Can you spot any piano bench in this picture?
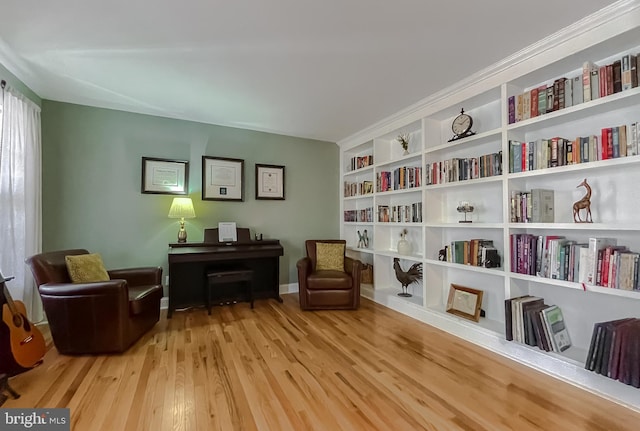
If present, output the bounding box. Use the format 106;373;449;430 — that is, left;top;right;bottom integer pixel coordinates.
205;268;254;314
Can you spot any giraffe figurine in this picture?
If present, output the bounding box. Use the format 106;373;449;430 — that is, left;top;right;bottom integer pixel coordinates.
573;178;593;223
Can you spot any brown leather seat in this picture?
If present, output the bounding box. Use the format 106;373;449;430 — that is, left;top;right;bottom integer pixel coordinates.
297;240;361;310
25;249;163;354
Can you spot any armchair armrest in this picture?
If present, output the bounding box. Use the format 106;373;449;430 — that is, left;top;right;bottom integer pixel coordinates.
108;266;162;286
38;280;128;297
296;257;312;278
344;256;362;276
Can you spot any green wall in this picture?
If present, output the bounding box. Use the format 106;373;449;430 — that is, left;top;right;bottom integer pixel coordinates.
41;101;339;293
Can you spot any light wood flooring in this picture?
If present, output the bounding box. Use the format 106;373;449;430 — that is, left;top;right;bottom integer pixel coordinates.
4;294;640;430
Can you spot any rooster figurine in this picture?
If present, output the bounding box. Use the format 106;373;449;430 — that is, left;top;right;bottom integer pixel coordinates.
393;258;422;297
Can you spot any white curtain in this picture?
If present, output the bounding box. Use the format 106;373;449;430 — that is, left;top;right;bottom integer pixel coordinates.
0;85;43;322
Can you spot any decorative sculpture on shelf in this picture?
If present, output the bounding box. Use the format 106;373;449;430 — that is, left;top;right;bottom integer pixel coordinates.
573;178;593;223
397;133;410;155
456;201;474;223
393;258;422;298
357;230;370;248
397;229;412;255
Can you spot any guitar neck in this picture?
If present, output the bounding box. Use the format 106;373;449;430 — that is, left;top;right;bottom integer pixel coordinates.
1;280;19;316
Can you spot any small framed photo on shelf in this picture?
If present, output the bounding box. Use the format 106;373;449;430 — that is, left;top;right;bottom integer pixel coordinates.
255;164;285;200
446;284;484;322
141;157;189;195
202;156;244;201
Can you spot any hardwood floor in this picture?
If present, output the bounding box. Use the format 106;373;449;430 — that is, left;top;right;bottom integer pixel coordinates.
5;294;640;430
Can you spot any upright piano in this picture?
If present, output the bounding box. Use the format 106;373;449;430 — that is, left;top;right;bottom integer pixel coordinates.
167;227;284;318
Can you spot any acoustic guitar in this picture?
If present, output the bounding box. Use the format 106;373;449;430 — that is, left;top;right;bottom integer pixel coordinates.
0;273;45;373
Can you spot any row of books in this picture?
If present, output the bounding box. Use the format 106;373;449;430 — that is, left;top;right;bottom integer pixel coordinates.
344;180;373;197
508;53;639;124
377;203;422;223
510;189;554;223
348;154;373;172
376;166;422;192
440;239;500;268
343;207;374;223
424;152;502;185
508;124;638;174
586;318;640;388
510;235;640;291
505;296;571;353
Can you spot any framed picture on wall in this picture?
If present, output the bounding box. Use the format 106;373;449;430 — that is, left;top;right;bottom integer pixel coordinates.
141;157;189;195
202;156;244;201
255;164;285;200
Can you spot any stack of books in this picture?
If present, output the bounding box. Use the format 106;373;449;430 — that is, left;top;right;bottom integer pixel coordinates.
586;318;640;388
505;296;571;353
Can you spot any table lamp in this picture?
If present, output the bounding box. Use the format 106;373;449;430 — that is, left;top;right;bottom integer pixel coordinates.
168;197;196;243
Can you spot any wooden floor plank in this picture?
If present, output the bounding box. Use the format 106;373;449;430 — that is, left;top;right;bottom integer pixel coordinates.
4;294;640;430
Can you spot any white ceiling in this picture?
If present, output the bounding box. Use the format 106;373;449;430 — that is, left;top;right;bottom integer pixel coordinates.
0;0;621;142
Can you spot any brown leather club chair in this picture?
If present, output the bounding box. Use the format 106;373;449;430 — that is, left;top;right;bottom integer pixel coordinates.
25;249;163;354
297;240;362;310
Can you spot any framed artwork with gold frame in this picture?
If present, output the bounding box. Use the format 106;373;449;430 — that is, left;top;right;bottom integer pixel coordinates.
446;284;483;322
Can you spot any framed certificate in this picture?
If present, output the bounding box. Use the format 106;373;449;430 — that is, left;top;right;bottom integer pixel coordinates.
202;156;244;201
255;164;285;200
141;157;189;195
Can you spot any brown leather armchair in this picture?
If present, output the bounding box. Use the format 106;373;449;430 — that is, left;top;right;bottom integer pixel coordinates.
297;240;362;310
25;249;163;354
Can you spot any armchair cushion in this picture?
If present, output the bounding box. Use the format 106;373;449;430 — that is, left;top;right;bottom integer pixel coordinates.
65;253;110;283
307;271;352;290
315;242;345;271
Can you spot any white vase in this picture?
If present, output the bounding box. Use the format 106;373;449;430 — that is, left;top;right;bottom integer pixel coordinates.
397;238;412;255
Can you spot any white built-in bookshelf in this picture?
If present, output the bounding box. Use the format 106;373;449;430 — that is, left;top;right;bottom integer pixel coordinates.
339;0;640;411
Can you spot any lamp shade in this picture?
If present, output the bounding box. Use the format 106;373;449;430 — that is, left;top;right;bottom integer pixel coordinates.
168;197;196;219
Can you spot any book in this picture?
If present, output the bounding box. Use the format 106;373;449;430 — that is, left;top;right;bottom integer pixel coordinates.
587;237;617;285
522;90;531;120
515;297;543;343
599;318;635;376
532;305;552;351
537;85;547;115
505;295;531;341
612;126;620;158
590;69;600;101
583;61;596;102
522;300;545;346
605;319;637;378
621;54;638;91
572;75;583;104
564;77;573;108
606;63;614;95
616;320;640;386
530;189;554;223
541;305;571;352
612;60;622;93
530;87;539;117
586;321;606;371
508;95;515;124
516;94;523;122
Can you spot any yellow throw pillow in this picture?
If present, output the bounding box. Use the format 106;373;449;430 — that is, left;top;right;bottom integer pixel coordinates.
65;253;110;283
315;243;345;271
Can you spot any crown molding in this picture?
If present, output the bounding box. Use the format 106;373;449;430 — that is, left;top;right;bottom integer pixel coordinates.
338;0;640;147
